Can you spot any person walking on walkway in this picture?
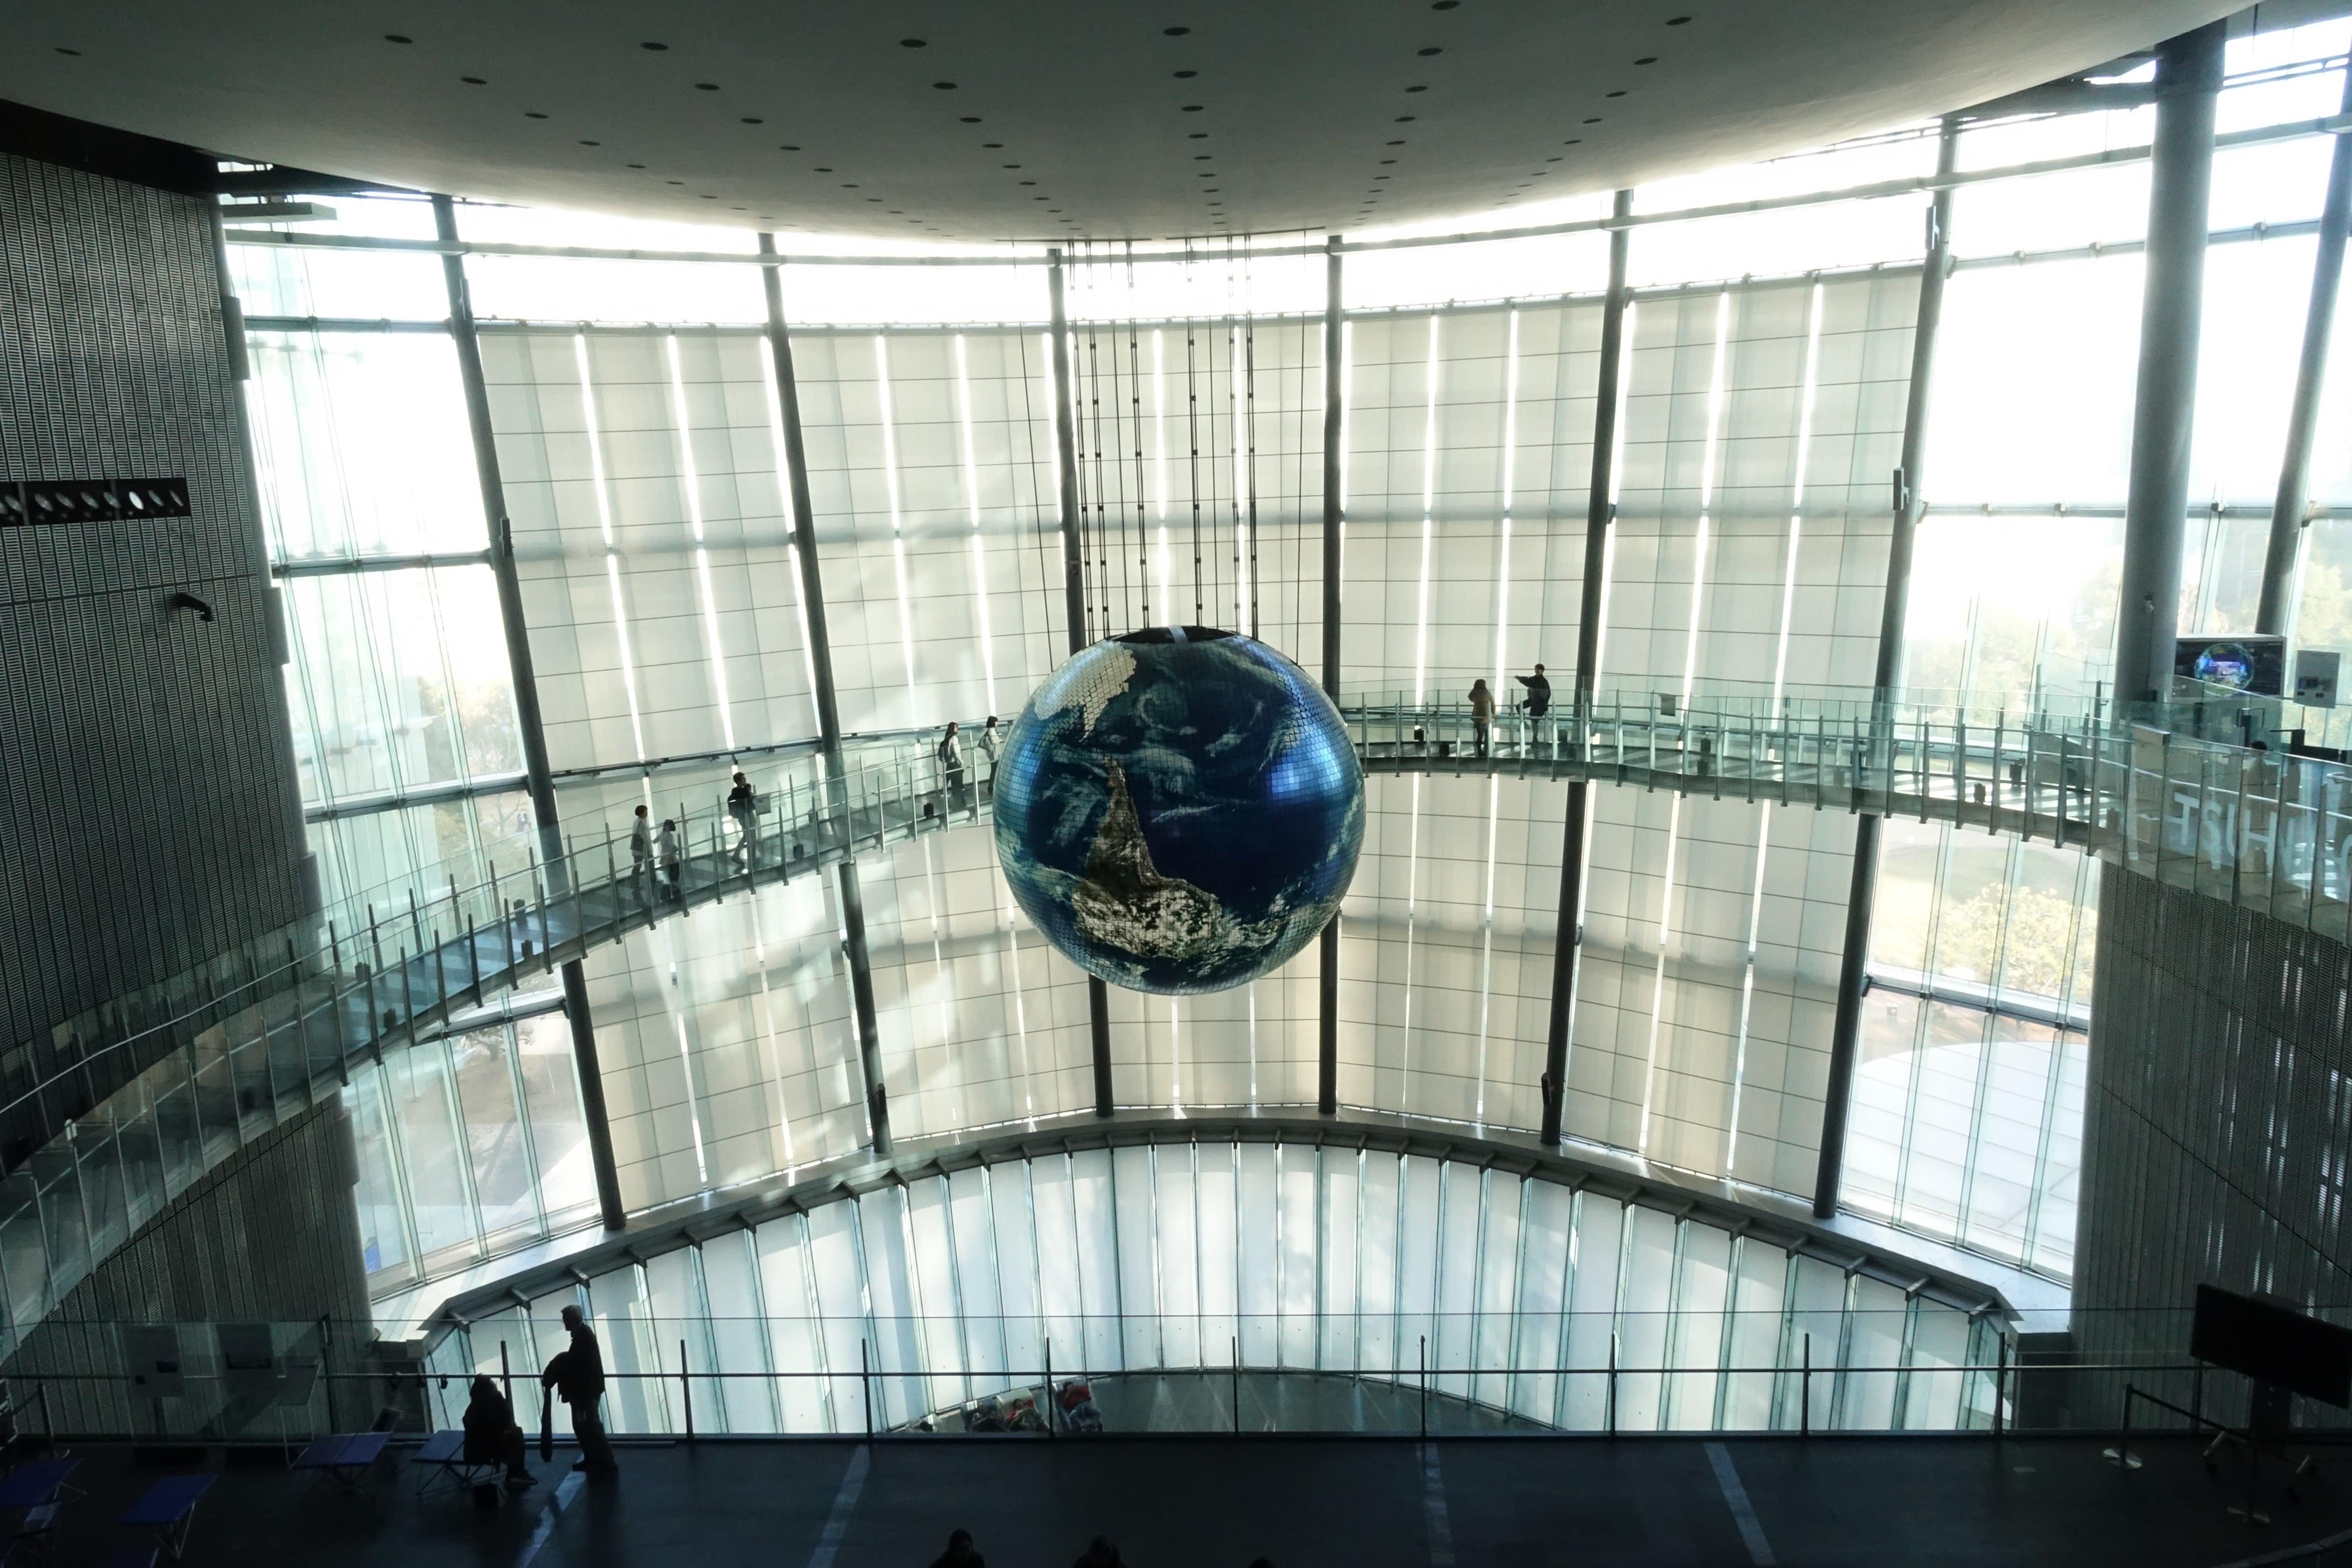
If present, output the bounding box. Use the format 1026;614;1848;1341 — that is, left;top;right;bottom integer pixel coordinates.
657;818;682;900
977;715;1003;801
629;804;653;898
939;722;966;815
931;1528;986;1568
1517;662;1553;755
727;771;757;867
540;1304;619;1482
1469;679;1495;759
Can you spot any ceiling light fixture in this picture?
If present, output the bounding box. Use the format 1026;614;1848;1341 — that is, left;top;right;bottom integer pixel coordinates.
1417;46;1442;56
900;37;926;47
960;116;982;123
1406;84;1428;93
933;81;957;89
779;143;801;150
640;40;667;50
1163;26;1191;36
741;116;763;123
460;75;486;84
1174;69;1197;78
524;111;548;119
1666;13;1691;23
695;82;719;90
1635;55;1657;64
54;45;81;54
383;33;412;44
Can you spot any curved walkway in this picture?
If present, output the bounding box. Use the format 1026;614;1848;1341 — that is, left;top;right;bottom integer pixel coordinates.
1;693;2335;1348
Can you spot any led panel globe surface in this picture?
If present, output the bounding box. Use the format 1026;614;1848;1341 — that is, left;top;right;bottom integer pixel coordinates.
993;628;1363;995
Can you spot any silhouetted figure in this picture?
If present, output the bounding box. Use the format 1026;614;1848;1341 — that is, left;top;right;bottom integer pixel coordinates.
540;1304;619;1480
462;1375;531;1488
1517;663;1550;718
931;1528;986;1568
727;771;756;865
1469;679;1495;758
1073;1538;1126;1568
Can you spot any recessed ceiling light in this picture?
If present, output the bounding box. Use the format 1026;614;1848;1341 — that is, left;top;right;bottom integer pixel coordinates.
1379;159;1395;165
1188;132;1208;139
1048;208;1062;212
524;111;548;119
779;143;801;150
900;37;926;47
1004;163;1021;168
983;141;1003;147
640;41;667;51
1020;180;1037;185
1164;25;1191;36
933;81;957;89
814;166;833;171
741;116;764;124
579;139;600;146
1375;174;1390;180
1034;195;1048;201
1431;0;1458;8
1198;171;1214;177
1174;69;1197;78
960;116;982;123
460;75;486;84
1583;116;1602;124
1406;84;1428;93
54;45;81;54
1606;90;1625;98
867;197;883;201
1417;46;1442;56
627;162;644;168
1635;55;1658;64
1666;13;1691;23
1395;115;1415;122
842;183;859;188
696;82;719;90
1563;138;1581;145
1183;104;1204;111
1545;156;1561;161
667;179;684;184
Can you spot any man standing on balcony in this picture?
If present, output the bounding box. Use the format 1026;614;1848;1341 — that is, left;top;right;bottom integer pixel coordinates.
542;1304;619;1482
1517;663;1552;755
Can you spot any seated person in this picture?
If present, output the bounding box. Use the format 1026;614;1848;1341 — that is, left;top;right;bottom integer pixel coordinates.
463;1375;533;1488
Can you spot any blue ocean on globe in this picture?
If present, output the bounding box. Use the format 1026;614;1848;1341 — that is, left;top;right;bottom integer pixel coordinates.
992;627;1365;995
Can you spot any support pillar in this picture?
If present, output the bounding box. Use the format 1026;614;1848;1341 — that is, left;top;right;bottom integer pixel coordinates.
1048;250;1118;1116
2258;68;2352;636
2114;22;2227;704
1814;119;1959;1218
1540;192;1631;1148
761;234;891;1154
1319;235;1344;1117
436;196;626;1229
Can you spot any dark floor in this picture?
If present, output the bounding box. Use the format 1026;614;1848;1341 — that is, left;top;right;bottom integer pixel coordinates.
18;1432;2352;1568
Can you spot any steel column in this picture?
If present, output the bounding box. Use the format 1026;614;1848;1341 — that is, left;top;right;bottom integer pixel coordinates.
1814;119;1959;1218
1541;191;1631;1148
2258;69;2352;635
435;195;626;1230
2114;22;2227;703
1319;235;1345;1117
761;234;891;1154
1049;250;1118;1116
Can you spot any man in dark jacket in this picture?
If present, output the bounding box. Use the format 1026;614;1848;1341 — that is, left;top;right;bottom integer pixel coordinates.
541;1304;619;1480
1517;663;1551;718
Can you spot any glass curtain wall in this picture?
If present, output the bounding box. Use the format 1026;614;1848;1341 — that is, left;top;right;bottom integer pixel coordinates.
1836;17;2352;1277
205;12;2352;1303
425;1140;2001;1435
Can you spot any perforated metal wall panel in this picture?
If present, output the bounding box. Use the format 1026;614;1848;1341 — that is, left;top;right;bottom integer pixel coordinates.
0;153;309;1102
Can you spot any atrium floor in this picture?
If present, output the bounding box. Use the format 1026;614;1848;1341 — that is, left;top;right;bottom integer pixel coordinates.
19;1431;2351;1567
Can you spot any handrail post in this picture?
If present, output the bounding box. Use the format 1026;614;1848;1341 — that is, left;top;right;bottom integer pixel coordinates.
1236;1335;1243;1435
1419;1334;1428;1442
861;1337;872;1442
1801;1333;1811;1438
1993;1337;2007;1437
500;1340;513;1413
681;1337;693;1439
1607;1332;1618;1435
2103;1384;2141;1469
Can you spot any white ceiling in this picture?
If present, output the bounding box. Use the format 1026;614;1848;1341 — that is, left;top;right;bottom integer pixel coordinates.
1;0;2241;241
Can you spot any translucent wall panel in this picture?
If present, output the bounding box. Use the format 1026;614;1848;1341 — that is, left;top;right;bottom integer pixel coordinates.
584;874;868;1212
344;1007;597;1293
1339;302;1602;698
431;1141;1995;1434
483;328;819;772
245;330;486;559
1562;274;1911;1200
795;328;1068;734
858;825;1094;1140
305;789;534;922
1336;773;1566;1133
1107;940;1320;1113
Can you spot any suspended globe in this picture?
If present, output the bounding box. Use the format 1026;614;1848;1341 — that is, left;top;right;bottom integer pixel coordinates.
993;627;1365;995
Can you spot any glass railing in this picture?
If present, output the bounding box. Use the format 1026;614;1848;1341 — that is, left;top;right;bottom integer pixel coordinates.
19;686;2352;1371
0;1311;2325;1444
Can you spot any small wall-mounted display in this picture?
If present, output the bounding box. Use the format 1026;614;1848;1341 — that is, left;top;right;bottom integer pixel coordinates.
2295;648;2341;709
0;478;191;526
2173;633;2286;698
